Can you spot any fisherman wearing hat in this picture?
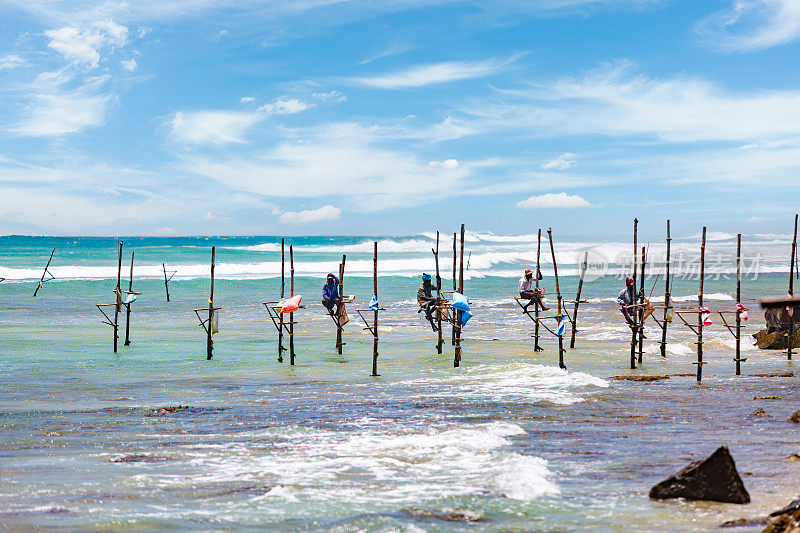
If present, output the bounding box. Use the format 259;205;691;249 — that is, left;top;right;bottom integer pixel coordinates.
519;268;548;312
618;277;637;324
322;272;341;317
417;273;440;331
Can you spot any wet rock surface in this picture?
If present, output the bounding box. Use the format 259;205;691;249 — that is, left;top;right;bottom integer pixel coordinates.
649;446;750;504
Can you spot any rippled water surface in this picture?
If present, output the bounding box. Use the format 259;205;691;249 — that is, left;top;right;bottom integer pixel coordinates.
1;235;799;531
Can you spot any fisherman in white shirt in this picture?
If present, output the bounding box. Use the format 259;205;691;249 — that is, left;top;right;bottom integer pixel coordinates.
518;268;549;312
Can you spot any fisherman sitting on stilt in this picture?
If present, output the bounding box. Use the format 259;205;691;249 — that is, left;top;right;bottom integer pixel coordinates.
519;268;549;312
417;273;441;332
322;273;341;317
618;277;654;331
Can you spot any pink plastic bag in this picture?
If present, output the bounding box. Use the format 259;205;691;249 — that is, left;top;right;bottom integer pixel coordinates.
280;295;302;313
700;306;713;326
736;303;749;321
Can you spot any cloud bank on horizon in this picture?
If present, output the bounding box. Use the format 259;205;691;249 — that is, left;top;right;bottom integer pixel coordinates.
0;0;799;238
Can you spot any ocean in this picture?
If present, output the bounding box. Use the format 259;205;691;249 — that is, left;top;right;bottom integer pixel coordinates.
1;232;798;531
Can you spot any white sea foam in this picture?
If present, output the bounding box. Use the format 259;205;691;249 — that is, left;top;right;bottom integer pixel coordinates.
149;421;557;510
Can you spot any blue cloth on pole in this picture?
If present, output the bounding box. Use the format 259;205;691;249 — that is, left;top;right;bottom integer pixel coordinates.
451;292;470;312
368;295;379;310
556;316;567;336
461;309;473;325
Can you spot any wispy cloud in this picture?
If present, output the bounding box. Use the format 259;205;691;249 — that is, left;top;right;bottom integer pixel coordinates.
0;54;27;70
278;205;341;224
45;20;128;69
696;0;800;51
540;153;577;170
169;98;311;145
516;192;593;209
348;56;521;89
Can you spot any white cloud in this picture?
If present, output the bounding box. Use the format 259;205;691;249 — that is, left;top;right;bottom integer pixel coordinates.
45;20;128;68
258;98;311;114
170;98;311;145
348;56;519;89
240;96;255;103
312;90;346;103
120;58;137;71
428;158;460;169
516;192;592;209
278;205;341;224
181;123;468;210
540;153;577;170
0;54;27;70
170;110;262;145
14;90;113;137
696;0;800;51
467;62;800;143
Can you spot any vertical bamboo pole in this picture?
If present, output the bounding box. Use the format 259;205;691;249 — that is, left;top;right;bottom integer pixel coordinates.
162;263;170;302
534;229;543;352
336;254;346;354
207;246;215;360
452;232;457;346
630;219;638;369
278;238;285;363
33;248;55;297
433;232;443;354
697;227;706;381
638;246;646;364
788;214;797;360
454;224;465;367
124;251;134;346
289;244;295;366
735;233;742;375
372;241;379;376
570;251;588;349
547;228;565;369
660;220;671;358
113;241;123;354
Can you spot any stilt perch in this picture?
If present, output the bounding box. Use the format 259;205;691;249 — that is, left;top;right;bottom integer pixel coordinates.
263;239;302;363
332;254;352;354
454;224;465;368
94;241;124;354
33;248;56;297
534;229;543;352
548;228;567;370
637;246;646;365
123;251;141;347
717;234;747;375
432;232;445;354
788;214;798;360
630;218;638;369
660;220;672;357
289;245;296;365
162;263;176;302
697;227;706;381
357;242;384;376
569;250;589;349
193;246;221;360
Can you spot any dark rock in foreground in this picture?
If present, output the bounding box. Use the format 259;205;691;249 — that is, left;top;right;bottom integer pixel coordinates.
649;446;750;504
753;308;800;349
788;411;800;423
720;517;768;528
770;498;800;517
764;508;800;533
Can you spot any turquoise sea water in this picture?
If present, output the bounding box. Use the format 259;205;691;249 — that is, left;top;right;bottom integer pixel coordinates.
1;233;799;531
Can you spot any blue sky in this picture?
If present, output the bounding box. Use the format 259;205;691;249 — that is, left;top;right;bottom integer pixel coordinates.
1;0;799;239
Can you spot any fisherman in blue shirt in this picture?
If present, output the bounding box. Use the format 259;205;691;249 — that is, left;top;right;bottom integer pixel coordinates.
322;273;341;316
417;273;441;332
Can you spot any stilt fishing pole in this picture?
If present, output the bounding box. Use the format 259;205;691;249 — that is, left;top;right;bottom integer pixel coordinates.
33;248;56;297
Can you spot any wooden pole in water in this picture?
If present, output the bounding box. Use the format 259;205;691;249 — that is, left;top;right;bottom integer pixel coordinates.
452;232;457;346
534;229;543;352
630;219;638;369
113;241;123;354
372;241;379;376
336;254;346;354
278;239;285;363
735;233;742;375
454;224;465;367
207;246;215;360
547;228;566;369
660;220;671;358
124;251;134;346
33;247;55;297
788;214;798;360
289;244;295;366
570;251;588;349
638;246;646;364
697;227;706;381
433;232;443;354
162;263;170;302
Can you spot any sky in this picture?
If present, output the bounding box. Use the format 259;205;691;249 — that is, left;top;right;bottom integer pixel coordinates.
0;0;799;239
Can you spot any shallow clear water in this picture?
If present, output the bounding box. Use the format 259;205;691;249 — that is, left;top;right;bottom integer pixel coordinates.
1;235;798;531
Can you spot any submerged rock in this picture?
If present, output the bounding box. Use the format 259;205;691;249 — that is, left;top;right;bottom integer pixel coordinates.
720;517;768;528
789;411;800;423
770;498;800;517
649;446;750;504
749;408;770;419
753;308;800;350
764;506;800;533
404;508;484;523
609;375;669;382
786;454;800;462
